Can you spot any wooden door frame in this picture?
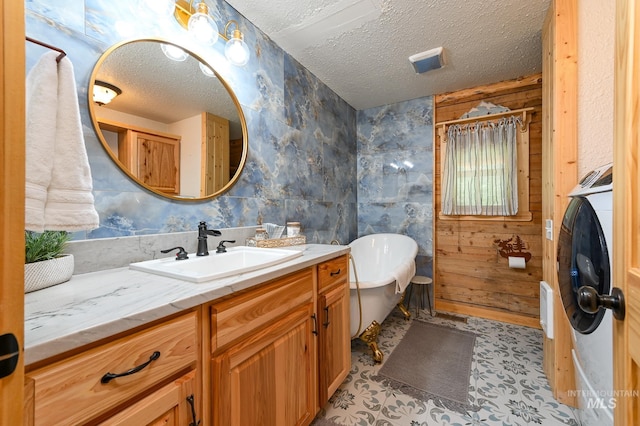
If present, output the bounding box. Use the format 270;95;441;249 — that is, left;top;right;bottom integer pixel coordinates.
540;0;579;406
0;0;25;422
613;0;640;423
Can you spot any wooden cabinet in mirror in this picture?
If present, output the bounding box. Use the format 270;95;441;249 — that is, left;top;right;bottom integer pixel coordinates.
88;38;247;201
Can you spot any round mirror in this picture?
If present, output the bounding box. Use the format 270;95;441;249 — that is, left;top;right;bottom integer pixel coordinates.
88;39;247;201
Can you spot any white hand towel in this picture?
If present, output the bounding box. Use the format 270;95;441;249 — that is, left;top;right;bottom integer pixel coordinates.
43;55;99;231
393;259;416;294
25;51;59;232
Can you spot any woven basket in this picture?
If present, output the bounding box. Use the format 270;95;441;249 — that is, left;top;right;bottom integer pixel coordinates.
24;254;74;293
246;235;306;248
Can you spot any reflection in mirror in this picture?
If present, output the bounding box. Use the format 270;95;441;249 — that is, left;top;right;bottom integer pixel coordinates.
88;39;247;200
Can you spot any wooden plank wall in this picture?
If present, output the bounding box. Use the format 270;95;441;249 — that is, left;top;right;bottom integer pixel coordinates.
433;74;543;328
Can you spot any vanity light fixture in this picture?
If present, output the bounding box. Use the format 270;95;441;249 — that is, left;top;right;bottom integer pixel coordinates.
173;0;251;66
93;81;122;106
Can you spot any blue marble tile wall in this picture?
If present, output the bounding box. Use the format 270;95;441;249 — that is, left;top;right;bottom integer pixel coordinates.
357;98;434;276
24;0;357;244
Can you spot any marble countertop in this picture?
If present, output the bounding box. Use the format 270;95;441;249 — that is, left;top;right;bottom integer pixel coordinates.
24;244;350;366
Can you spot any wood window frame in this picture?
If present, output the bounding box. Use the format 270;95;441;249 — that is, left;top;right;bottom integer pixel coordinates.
436;107;533;222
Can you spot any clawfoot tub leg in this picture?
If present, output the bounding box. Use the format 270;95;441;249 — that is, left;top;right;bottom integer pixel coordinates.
359;320;384;363
397;291;412;320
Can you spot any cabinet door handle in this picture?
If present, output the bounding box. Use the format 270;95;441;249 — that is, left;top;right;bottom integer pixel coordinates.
323;306;330;328
100;351;161;384
0;333;19;379
187;394;201;426
311;314;318;335
330;269;341;277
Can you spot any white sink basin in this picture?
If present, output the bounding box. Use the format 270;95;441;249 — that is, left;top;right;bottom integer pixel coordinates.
129;246;303;283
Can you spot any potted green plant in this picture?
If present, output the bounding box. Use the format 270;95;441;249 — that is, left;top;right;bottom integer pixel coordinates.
24;230;74;293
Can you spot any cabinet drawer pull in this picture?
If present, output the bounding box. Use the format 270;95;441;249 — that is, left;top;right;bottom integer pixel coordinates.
330;269;341;277
323;306;330;328
187;394;201;426
311;314;318;336
100;351;161;384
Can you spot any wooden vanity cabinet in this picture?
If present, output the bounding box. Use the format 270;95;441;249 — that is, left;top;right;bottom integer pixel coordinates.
97;370;198;426
209;268;318;426
24;311;200;426
207;256;351;425
317;255;351;405
23;253;351;426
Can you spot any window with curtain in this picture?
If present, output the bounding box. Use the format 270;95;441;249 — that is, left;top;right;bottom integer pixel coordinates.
441;116;521;216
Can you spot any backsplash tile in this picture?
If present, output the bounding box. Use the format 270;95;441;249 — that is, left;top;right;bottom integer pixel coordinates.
67;226;258;274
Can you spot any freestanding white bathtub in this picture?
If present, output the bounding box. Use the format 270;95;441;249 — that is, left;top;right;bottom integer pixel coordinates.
348;233;418;362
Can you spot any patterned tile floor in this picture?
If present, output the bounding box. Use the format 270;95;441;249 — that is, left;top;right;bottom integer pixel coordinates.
312;309;579;426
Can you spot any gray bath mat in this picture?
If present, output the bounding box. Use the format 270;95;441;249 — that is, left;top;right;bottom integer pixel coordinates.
372;320;478;414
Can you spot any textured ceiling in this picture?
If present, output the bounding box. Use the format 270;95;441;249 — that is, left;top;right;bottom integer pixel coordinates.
96;40;243;137
226;0;551;110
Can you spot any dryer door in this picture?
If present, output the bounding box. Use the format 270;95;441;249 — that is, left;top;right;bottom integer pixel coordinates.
557;196;611;334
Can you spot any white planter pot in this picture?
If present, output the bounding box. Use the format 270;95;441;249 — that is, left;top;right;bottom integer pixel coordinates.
24;254;74;293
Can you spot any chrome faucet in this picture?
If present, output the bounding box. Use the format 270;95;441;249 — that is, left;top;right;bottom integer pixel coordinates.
197;221;221;256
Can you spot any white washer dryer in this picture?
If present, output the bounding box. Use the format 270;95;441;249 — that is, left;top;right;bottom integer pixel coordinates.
557;163;614;426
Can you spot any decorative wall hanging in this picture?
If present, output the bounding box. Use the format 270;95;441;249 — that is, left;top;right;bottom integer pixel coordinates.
494;235;532;263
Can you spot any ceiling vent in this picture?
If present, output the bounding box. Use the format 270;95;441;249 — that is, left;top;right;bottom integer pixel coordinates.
409;47;444;74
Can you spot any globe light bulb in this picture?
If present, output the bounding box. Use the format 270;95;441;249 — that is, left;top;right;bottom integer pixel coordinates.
161;43;188;61
224;30;250;66
187;3;219;46
199;61;216;77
